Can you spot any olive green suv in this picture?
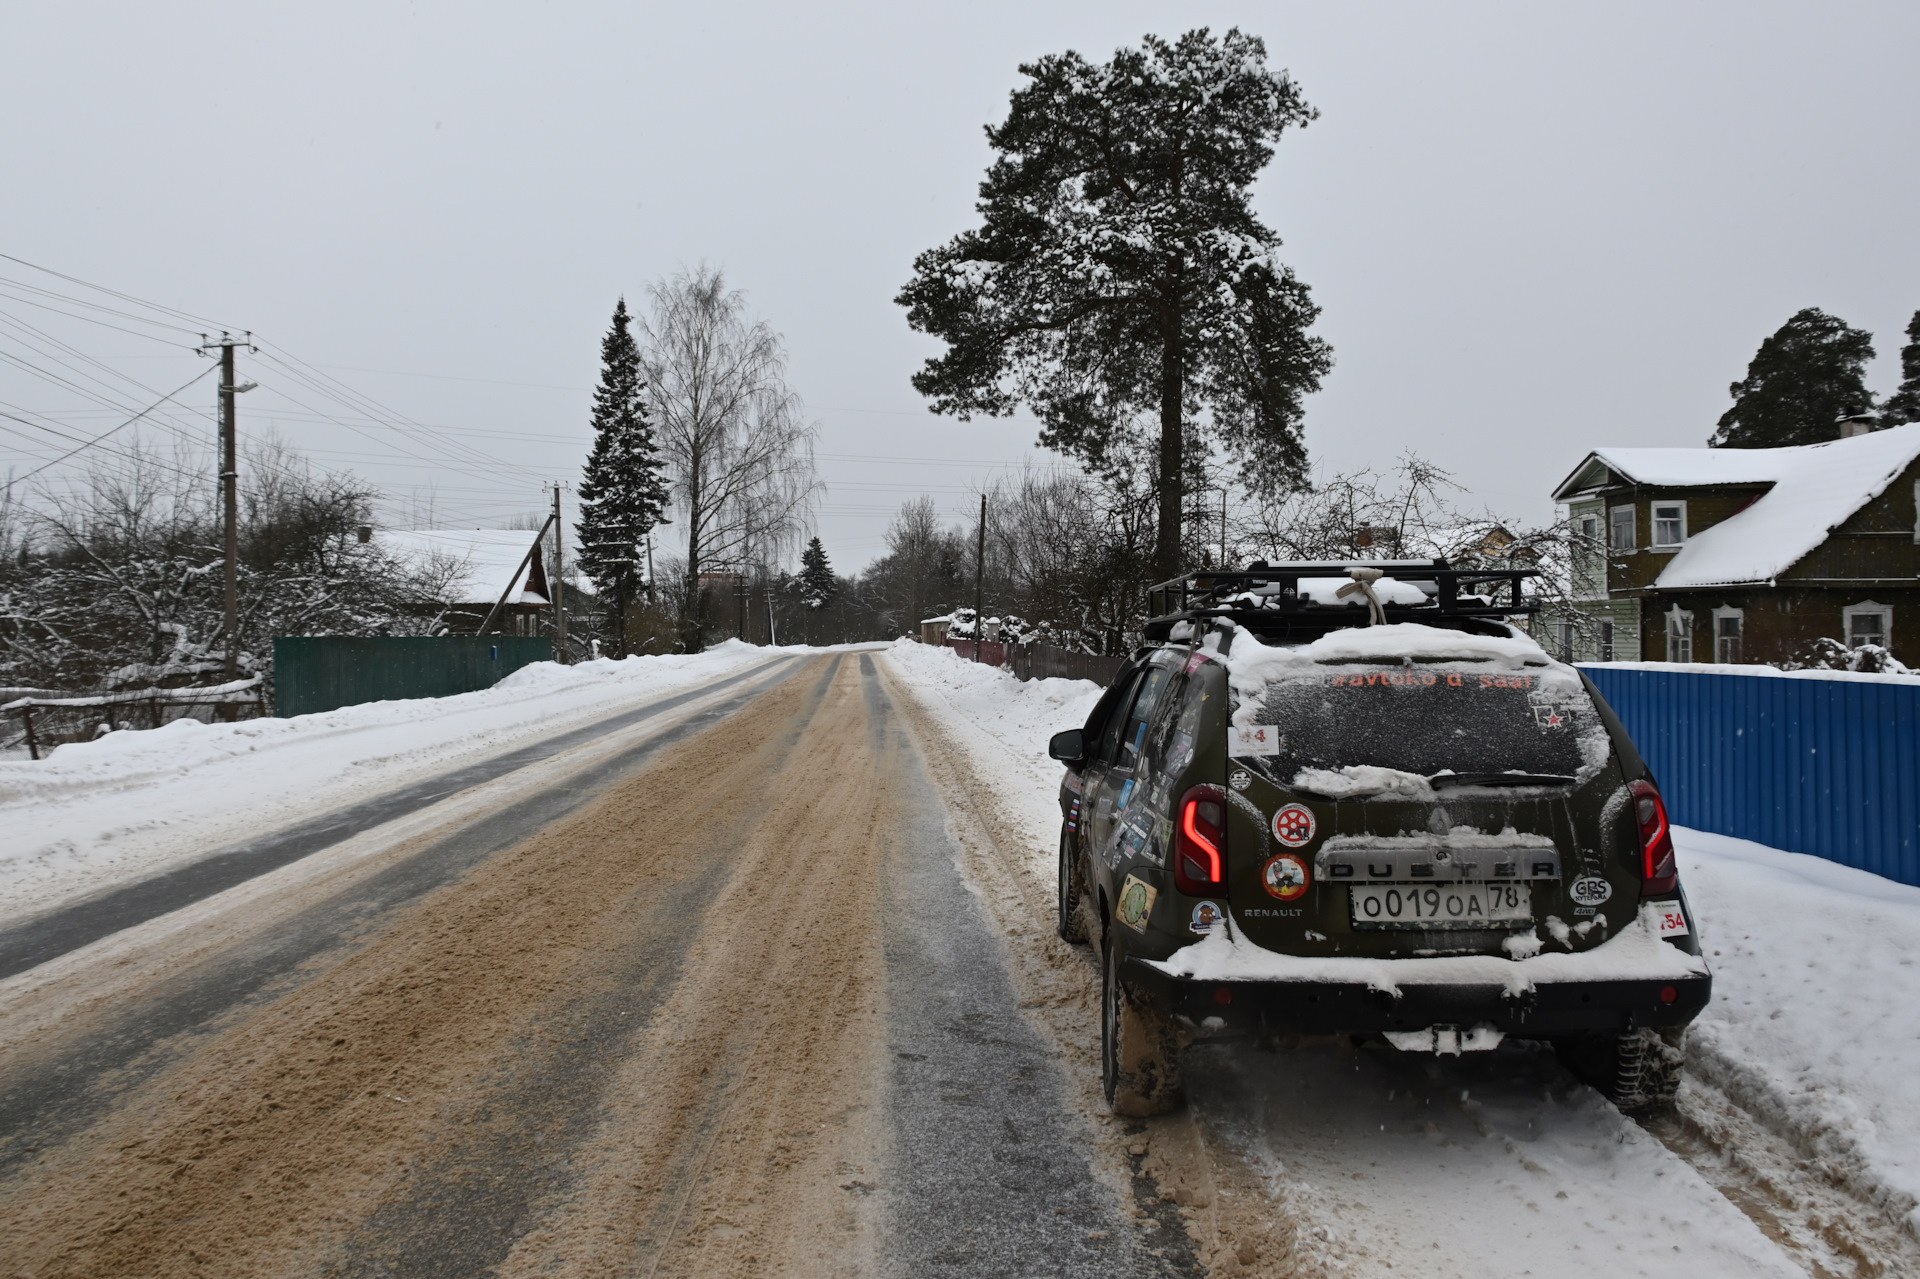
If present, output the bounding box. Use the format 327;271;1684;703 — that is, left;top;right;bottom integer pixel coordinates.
1049;563;1709;1116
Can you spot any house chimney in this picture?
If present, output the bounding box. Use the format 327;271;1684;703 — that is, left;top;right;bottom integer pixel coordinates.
356;524;373;543
1838;414;1877;439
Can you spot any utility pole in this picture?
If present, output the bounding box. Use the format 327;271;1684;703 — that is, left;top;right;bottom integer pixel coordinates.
973;492;987;664
550;484;570;663
197;332;256;686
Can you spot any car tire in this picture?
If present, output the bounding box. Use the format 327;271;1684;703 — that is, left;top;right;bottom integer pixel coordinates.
1553;1026;1686;1115
1057;828;1090;944
1101;925;1183;1116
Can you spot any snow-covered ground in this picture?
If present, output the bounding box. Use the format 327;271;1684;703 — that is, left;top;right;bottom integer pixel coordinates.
0;641;793;927
883;638;1920;1274
1678;828;1920;1234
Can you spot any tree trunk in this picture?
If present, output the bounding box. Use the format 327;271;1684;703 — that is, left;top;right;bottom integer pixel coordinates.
1155;301;1185;584
683;452;704;653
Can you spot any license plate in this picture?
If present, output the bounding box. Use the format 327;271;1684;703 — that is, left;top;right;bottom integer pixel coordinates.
1350;882;1531;929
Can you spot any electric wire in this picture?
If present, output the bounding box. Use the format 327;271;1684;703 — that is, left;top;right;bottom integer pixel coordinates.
4;367;216;483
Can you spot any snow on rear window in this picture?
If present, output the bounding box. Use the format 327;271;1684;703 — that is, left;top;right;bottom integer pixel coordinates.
1215;622;1611;785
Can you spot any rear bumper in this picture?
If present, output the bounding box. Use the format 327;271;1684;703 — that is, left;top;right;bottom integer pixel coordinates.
1126;957;1711;1038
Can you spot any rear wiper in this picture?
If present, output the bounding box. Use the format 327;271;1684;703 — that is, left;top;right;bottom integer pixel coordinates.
1428;772;1575;790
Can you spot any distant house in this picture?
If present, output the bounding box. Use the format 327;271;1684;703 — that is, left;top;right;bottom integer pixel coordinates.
1550;425;1920;666
377;528;556;635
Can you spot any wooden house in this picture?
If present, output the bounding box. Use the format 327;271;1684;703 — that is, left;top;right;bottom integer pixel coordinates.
1550;425;1920;666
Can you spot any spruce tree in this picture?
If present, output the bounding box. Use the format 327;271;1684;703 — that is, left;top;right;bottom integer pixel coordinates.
798;536;836;610
897;28;1332;579
1881;310;1920;427
1710;308;1877;447
577;298;671;653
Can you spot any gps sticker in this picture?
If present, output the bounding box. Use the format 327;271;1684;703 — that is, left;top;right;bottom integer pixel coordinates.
1570;875;1613;906
1261;854;1310;901
1271;803;1317;847
1117;875;1158;934
1190;900;1227;934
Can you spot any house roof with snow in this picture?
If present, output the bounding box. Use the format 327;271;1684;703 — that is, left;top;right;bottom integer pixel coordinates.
378;529;553;607
1551;425;1920;589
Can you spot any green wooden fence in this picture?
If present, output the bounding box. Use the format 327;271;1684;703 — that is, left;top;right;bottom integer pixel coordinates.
273;636;554;717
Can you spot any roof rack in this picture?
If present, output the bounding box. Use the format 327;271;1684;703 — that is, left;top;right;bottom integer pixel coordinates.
1143;559;1540;641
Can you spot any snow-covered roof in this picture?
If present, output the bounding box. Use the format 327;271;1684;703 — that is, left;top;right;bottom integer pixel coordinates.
1552;424;1920;589
378;529;552;606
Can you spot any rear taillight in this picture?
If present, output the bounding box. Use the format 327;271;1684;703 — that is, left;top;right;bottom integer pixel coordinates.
1174;785;1227;895
1630;778;1678;895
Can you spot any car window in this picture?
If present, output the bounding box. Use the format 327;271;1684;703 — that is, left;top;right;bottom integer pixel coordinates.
1095;671;1145;763
1117;668;1171;768
1240;660;1609;782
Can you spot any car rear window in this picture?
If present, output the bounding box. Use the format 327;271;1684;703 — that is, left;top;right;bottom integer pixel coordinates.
1238;661;1608;782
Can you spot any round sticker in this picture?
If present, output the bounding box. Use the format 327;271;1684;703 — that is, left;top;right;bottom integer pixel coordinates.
1569;875;1613;907
1262;854;1311;901
1190;900;1227;934
1271;803;1318;848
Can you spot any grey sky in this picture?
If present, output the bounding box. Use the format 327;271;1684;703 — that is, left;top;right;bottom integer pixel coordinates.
5;1;1917;567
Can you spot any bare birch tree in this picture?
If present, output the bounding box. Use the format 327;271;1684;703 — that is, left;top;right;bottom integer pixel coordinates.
637;267;820;650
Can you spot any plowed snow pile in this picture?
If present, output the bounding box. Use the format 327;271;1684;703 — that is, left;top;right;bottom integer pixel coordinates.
0;641;786;925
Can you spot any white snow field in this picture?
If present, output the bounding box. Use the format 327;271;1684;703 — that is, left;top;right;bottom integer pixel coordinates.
883;637;1920;1276
0;641;795;927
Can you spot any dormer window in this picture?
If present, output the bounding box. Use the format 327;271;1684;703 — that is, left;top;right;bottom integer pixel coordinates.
1651;501;1687;549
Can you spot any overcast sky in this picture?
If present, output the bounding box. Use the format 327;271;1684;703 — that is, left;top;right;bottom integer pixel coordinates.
5;1;1917;567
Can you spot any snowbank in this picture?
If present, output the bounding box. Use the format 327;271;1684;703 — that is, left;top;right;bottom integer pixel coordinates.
0;641;785;926
1675;827;1920;1231
879;639;1102;879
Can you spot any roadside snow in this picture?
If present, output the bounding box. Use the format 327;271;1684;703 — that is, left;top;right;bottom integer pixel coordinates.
0;641;786;927
879;639;1101;881
1675;826;1920;1233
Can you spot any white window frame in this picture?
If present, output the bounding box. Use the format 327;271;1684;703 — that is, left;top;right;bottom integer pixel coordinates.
1711;605;1744;665
1843;601;1892;651
1665;605;1693;664
1609;505;1636;551
1650;499;1688;550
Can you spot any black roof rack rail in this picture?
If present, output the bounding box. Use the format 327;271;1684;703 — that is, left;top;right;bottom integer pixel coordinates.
1143;558;1540;641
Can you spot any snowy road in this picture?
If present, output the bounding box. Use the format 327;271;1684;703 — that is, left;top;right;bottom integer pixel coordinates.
2;645;1912;1277
0;653;1195;1277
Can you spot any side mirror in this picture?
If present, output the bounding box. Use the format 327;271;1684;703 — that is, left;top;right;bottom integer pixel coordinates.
1048;729;1086;764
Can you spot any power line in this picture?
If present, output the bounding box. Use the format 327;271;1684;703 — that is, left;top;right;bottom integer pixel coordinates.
0;253;234;331
4;366;215;482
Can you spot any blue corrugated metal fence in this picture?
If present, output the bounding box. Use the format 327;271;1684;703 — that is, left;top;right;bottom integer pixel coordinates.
1581;665;1919;887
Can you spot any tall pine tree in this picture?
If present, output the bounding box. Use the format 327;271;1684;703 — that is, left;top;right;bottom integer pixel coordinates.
1710;308;1877;447
897;28;1332;579
1881;310;1920;427
577;298;670;654
798;536;836;610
